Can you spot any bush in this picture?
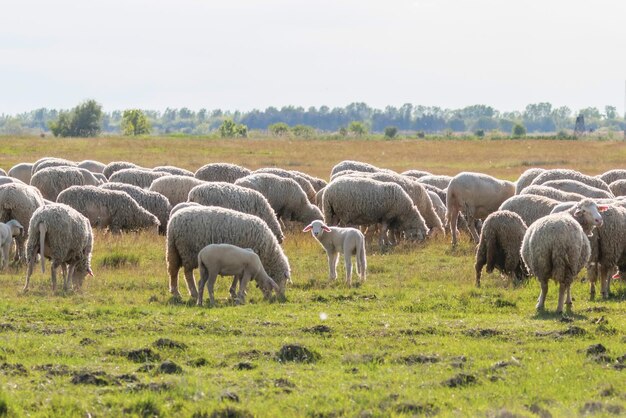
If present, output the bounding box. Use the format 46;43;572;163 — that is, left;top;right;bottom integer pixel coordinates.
219;119;248;138
49;100;103;137
474;129;485;138
348;121;368;136
292;124;315;138
384;126;398;139
512;123;526;138
268;122;290;137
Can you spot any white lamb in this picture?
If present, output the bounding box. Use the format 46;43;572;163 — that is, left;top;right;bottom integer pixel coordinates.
303;220;366;287
196;243;280;306
0;219;24;270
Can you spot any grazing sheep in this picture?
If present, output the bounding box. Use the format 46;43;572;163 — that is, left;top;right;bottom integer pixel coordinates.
599;169;626;186
540;179;613;199
417;175;453;190
31;157;76;174
521;199;606;313
498;194;560;227
254;167;317;202
290;170;327;192
401;169;432;179
166;205;291;298
93;173;107;184
170;202;202;218
196;243;281;306
149;175;205;207
235;173;323;225
8;163;34;184
78;168;104;186
474;210;528;287
77;160;106;174
322;176;429;247
446;172;515;246
428;190;446;224
515;168;546;194
101;182;172;234
0;219;23;270
152;165;194;177
30;166;85;201
608;179;626;197
0;177;25;186
24;204;93;292
530;169;611;193
57;186;160;234
519;185;584;202
0;183;45;262
420;183;447;204
194;163;251;183
109;168;170;189
188;182;284;243
330;160;383;177
103;161;141;179
303;220;366;287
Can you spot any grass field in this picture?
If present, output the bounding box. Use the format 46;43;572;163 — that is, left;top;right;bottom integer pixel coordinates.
0;136;625;417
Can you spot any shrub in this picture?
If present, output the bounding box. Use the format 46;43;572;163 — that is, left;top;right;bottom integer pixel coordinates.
384;126;398;139
292;124;315;138
512;123;526;138
348;121;368;136
268;122;290;137
474;129;485;138
219;119;248;138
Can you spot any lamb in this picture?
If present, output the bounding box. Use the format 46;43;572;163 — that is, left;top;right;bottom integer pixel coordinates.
498;194;560;226
100;183;172;234
166;205;291;298
152;165;194;177
520;185;584;202
539;179;613;199
608;179;626;197
0;219;23;270
401;169;432;179
474;210;528;287
0;183;45;262
235;173;323;225
196;243;281;306
30;166;85;201
23;204;93;292
515;168;546;194
598;169;626;186
254;167;317;202
416;175;453;190
77;160;106;174
31;157;76;174
188;182;284;243
102;161;140;179
109;168;170;189
8;163;34;184
322;176;429;247
330;160;383;177
529;169;611;193
57;185;160;233
521;199;606;313
149;175;205;207
445;172;515;246
303;220;366;287
194;163;251;183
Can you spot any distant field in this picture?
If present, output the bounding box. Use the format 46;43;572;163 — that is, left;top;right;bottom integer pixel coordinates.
0;136;624;417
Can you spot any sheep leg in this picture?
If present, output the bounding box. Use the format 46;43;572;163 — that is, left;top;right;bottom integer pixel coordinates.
236;272;252;305
466;215;480;244
447;208;459;247
344;251;353;287
61;263;69;292
197;263;208;306
356;241;366;282
23;257;36;292
536;280;548;311
50;261;60;292
600;264;612;299
587;263;598;300
168;263;181;298
0;244;7;270
327;251;339;280
380;222;390;249
565;283;573;308
183;267;198;299
556;282;567;314
229;275;240;300
206;271;219;307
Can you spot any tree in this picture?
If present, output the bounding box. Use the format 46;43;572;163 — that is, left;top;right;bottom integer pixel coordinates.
384;126;398;139
219;119;248;138
512;123;526;138
292;124;315;138
121;109;151;136
348;121;368;136
268;122;290;136
604;105;617;120
49;100;103;137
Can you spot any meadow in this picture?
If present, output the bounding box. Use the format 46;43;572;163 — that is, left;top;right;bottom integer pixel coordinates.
0;135;625;417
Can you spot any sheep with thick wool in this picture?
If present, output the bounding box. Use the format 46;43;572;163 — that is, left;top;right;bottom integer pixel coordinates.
30;166;86;201
254;167;317;202
102;161;140;179
149;175;205;207
515;168;546;194
530;169;611;193
540;179;613;199
109;168;169;189
194;163;251;183
519;185;584;202
8;163;34;184
498;194;560;227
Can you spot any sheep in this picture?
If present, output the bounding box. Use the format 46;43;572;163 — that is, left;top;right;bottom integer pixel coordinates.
0;183;45;262
530;169;611;193
0;177;25;186
428;190;446;224
166;205;291;299
420;183;447;204
109;168;169;189
100;182;172;234
78;168;104;186
539;179;614;199
515;168;546;194
170;202;202;218
102;161;141;179
290;170;327;192
474;210;528;287
188;182;284;243
521;199;606;313
401;169;432;179
31;157;76;174
330;160;383;177
93;173;107;184
254;167;317;202
30;166;85;201
598;169;626;186
0;219;23;270
196;243;281;306
23;204;93;292
445;172;515;246
520;185;584;202
235;173;323;225
152;165;194;177
341;171;445;237
56;185;160;234
416;175;453;190
498;194;560;227
149;175;205;207
194;163;251;183
608;179;626;197
303;220;366;287
322;176;429;247
77;160;106;174
8;163;33;184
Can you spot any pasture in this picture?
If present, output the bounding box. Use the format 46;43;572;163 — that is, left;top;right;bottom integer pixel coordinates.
0;136;625;417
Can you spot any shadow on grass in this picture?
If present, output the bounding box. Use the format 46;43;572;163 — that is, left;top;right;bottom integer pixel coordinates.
531;309;588;322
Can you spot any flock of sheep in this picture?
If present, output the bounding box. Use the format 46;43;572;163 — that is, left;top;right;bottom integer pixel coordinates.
0;157;624;313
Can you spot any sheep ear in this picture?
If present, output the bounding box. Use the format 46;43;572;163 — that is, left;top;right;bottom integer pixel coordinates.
597;205;609;212
322;225;332;232
302;225;312;232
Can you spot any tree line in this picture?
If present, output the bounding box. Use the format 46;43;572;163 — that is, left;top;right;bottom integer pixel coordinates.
0;100;623;137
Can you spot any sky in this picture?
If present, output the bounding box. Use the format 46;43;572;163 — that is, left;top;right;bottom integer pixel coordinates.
1;0;625;115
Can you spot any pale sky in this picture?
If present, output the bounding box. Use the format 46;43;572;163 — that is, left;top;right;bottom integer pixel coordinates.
1;0;625;115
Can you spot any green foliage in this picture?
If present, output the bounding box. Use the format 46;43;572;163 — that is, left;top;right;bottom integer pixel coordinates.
219;119;248;138
474;129;485;138
338;127;348;137
292;124;315;138
384;126;398;139
348;121;368;136
268;122;290;137
49;100;103;137
512;123;526;138
121;109;151;136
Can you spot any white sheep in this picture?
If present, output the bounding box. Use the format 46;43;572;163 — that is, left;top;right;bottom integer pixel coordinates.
514;168;546;194
0;219;23;270
30;166;86;201
416;174;452;190
109;168;169;189
77;160;106;174
540;179;613;199
8;163;33;184
498;194;560;227
102;161;140;179
529;169;611;193
303;220;366;287
520;185;584;202
149;175;205;206
152;165;195;177
194;163;251;183
196;243;281;306
0;183;45;263
254;167;317;202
